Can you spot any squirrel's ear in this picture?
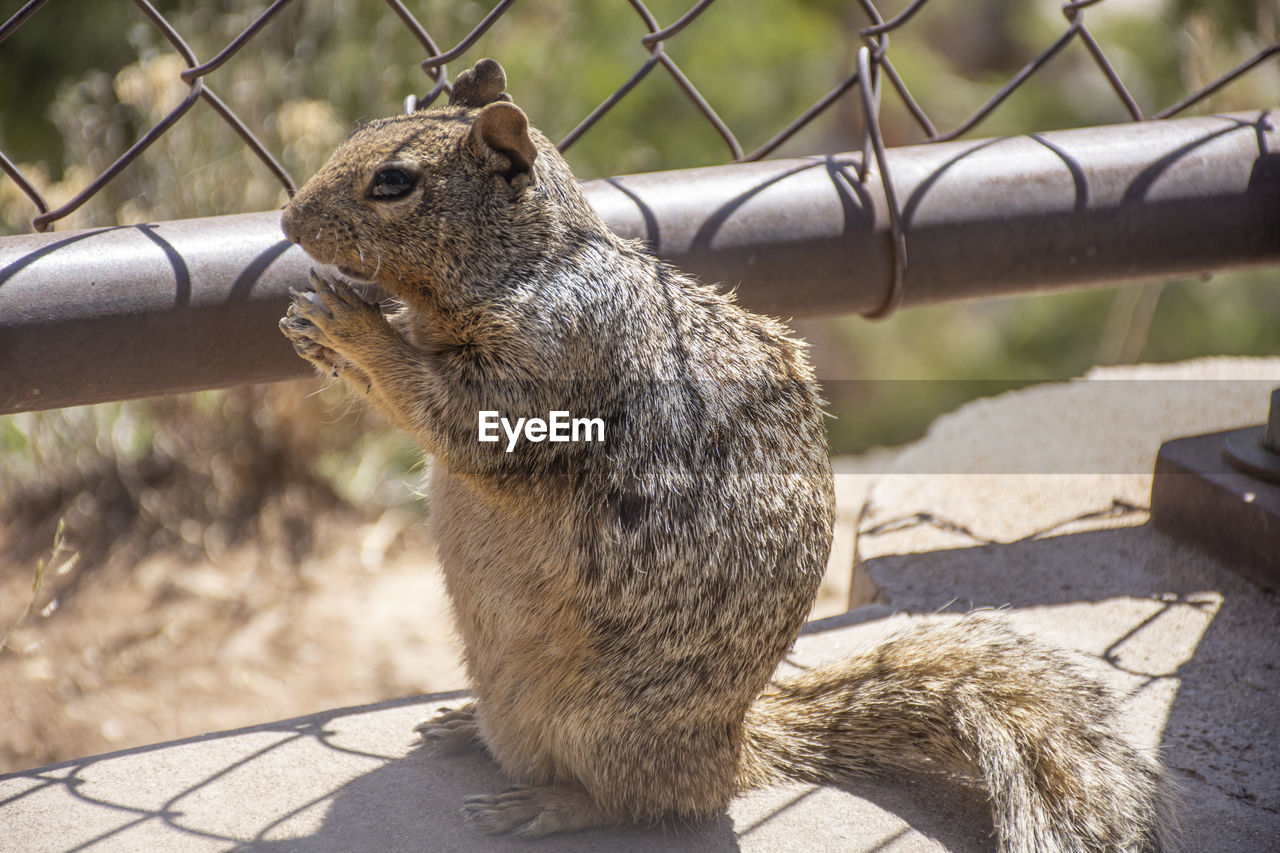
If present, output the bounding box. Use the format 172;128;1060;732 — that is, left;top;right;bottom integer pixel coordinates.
450;59;511;108
471;101;537;183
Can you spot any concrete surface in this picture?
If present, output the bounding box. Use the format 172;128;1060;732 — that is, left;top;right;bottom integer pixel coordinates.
3;356;1278;851
850;357;1280;853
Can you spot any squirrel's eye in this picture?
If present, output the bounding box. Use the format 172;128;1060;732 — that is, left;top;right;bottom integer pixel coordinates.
369;167;416;200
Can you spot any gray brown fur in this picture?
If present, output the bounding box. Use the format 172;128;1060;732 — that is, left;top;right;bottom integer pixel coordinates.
278;60;1176;850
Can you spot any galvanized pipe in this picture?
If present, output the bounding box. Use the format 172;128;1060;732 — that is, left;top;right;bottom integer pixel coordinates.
1;111;1277;415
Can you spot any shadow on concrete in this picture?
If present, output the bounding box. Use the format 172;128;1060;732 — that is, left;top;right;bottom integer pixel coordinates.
4;518;1276;850
835;515;1280;852
229;741;740;852
226;742;996;852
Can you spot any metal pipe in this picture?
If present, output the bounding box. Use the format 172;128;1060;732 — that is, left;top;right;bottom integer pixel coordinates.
593;109;1280;315
1;111;1277;415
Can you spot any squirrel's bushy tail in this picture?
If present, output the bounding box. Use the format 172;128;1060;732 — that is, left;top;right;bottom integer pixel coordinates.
739;614;1178;852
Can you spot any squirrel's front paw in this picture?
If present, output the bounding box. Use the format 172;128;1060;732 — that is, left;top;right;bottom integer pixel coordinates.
279;306;341;375
280;270;385;363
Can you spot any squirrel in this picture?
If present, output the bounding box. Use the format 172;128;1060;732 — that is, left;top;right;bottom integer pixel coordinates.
278;59;1176;850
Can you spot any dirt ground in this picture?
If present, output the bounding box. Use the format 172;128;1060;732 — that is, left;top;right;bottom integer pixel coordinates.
0;503;467;773
0;495;859;775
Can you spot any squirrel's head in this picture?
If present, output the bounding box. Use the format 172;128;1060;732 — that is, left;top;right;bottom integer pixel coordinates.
282;59;595;303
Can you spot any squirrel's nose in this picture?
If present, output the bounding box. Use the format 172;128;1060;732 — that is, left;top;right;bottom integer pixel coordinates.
280;202;302;244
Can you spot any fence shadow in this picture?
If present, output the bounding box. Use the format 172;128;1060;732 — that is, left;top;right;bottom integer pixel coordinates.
3;516;1276;851
819;516;1280;851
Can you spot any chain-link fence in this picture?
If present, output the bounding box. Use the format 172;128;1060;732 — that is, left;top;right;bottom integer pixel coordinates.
1;0;1277;233
0;1;1277;416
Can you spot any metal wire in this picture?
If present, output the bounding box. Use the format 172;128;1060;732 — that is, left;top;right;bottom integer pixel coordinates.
1;0;1277;316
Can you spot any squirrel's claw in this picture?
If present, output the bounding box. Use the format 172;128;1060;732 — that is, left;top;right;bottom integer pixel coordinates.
305;268;379;319
280;269;395;388
461;785;610;838
414;702;482;755
279;314;335;368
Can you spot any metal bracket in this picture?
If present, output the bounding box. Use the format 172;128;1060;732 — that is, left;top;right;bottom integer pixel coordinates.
1223;389;1280;482
1151;387;1280;593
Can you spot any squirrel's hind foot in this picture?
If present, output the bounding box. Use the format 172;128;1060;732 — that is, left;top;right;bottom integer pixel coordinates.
461;784;611;838
414;702;483;754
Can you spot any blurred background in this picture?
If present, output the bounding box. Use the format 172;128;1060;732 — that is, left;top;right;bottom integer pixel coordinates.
1;0;1277;771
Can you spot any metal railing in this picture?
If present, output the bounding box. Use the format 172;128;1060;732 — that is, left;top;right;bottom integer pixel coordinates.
1;0;1278;415
4;0;1277;234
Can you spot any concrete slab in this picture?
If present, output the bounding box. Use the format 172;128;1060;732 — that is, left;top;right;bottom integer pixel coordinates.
855;356;1280;852
2;356;1278;851
0;656;1002;853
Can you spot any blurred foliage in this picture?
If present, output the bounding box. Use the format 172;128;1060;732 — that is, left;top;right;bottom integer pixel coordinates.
0;381;420;612
0;0;1277;554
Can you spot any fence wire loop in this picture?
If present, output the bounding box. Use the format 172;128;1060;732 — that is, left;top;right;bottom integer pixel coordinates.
2;0;1278;317
855;46;907;319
